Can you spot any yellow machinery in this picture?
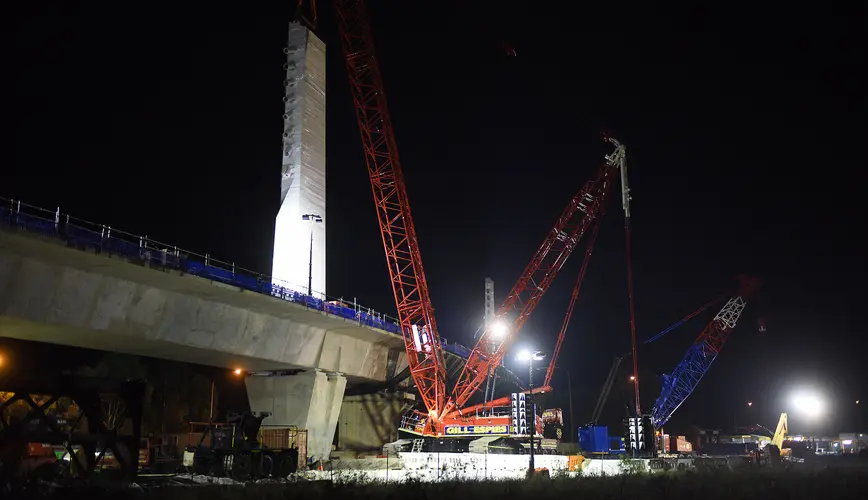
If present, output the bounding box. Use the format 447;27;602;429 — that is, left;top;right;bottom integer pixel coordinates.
771;412;791;457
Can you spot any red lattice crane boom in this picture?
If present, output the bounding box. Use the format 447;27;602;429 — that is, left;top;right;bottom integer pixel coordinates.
543;217;604;388
333;0;447;426
443;141;625;420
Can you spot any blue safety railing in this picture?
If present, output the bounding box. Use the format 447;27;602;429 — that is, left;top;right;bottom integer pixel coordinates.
0;196;408;335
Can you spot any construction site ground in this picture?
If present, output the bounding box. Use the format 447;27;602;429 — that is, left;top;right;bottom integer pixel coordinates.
13;460;868;500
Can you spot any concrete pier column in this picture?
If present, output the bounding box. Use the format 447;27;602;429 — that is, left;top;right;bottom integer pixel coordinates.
337;392;415;452
245;370;346;462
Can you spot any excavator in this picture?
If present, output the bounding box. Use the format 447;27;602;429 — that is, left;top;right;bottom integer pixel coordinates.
754;412;790;466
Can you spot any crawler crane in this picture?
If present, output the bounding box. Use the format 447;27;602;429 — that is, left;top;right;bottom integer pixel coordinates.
297;1;639;450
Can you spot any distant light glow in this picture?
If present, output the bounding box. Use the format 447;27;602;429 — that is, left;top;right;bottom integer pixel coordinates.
234;368;243;375
748;401;753;406
791;391;825;418
843;439;853;445
629;375;636;381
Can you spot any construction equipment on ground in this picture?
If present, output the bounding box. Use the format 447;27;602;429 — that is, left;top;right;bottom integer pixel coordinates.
754;412;790;465
576;276;760;457
184;410;306;481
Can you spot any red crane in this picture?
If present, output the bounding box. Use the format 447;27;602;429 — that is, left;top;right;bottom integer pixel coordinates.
310;0;635;435
442;151;622;420
333;0;447;429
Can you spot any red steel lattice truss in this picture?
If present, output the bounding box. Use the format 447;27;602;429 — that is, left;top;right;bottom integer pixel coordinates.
443;158;618;419
334;0;447;423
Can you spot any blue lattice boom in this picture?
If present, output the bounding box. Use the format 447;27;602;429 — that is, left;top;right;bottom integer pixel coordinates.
650;294;750;427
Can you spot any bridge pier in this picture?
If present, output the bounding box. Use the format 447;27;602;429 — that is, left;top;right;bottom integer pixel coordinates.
336;392;414;452
245;369;346;463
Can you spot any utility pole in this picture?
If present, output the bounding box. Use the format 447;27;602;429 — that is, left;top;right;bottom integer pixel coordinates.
209;378;215;422
518;350;544;477
302;213;323;297
528;354;536;476
483;277;496;404
566;368;574;442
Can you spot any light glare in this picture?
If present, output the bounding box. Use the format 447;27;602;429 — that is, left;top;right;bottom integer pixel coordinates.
516;350;544;362
792;391;824;418
490;320;509;339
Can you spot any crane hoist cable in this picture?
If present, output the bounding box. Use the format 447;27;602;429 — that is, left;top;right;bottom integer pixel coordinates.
542;216;604;389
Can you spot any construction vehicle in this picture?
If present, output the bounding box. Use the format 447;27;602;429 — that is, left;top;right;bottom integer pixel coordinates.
575;277;759;457
754;412;790;465
650;276;760;431
186;411;302;480
541;408;564;441
641;277;760;456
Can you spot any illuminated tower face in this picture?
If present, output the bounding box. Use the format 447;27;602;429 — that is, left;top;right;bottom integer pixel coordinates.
272;22;326;298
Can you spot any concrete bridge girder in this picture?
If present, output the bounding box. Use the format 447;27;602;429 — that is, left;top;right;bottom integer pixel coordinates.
0;230;405;381
0;230;418;463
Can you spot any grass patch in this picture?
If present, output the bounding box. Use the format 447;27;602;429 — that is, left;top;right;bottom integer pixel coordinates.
16;466;868;500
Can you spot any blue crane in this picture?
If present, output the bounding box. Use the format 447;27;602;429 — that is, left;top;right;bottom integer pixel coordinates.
650;276;760;428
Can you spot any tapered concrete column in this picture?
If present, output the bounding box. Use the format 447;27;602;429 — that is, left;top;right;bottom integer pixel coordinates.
246;370;346;462
337;392;415;451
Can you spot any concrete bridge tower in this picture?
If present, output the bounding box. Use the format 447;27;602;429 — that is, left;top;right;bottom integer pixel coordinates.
272;22;327;298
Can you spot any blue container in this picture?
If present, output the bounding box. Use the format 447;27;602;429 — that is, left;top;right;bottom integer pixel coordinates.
579;425;610;453
609;436;626;453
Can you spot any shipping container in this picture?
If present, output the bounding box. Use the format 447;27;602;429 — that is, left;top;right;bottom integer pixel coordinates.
579;426;610;453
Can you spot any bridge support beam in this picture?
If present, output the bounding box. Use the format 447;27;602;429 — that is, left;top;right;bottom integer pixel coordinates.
245;370;346;463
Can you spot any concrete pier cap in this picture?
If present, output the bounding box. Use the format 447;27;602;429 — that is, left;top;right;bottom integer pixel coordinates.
245;369;347;463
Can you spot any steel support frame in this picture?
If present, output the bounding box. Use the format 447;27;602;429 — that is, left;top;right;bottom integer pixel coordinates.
0;375;145;481
333;0;446;424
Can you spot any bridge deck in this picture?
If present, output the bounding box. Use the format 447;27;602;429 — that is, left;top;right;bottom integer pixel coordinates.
0;227;405;381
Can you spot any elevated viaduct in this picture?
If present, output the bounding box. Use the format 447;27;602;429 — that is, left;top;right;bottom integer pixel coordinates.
0;203;527;460
0;219;411;461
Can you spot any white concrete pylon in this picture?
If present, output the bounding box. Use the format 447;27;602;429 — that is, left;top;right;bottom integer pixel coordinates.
272;22;327;298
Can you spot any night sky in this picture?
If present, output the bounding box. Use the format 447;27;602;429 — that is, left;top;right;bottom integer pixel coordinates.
5;2;866;436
